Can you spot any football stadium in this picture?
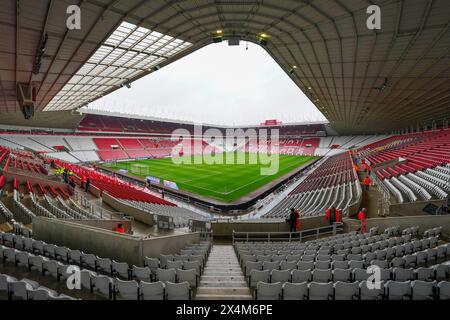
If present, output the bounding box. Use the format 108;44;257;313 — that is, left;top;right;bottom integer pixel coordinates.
0;0;450;309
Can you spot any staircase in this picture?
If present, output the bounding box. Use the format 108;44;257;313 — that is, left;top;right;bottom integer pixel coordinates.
195;245;252;300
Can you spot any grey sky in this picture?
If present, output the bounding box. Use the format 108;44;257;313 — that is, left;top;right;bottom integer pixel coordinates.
86;41;327;126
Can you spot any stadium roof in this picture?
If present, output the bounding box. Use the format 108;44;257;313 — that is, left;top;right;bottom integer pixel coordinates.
0;0;449;134
80;108;330;128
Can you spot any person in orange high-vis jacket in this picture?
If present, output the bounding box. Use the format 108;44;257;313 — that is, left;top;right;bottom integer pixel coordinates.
358;208;367;233
116;223;125;234
363;176;371;190
325;208;331;224
353;164;359;172
295;210;301;231
363;163;368;172
335;209;342;223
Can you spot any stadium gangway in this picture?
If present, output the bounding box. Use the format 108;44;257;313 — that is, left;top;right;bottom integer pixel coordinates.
232;222;344;244
72;190;129;220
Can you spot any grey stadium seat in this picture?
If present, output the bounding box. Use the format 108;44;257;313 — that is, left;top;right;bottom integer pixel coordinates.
393;268;414;281
156;268;176;283
297;260;314;270
55;246;69;262
245;261;262;276
167;260;183;270
29;255;47;273
29;287;57;300
256;281;282;300
415;267;435;282
68;249;82;265
333;281;359;300
385;280;412;300
177;268;197;289
112;260;130;279
282;282;308;300
166;281;190;300
115;279;139;300
280;260;297;270
16;251;31;269
82;253;97;270
371;260;388;269
250;269;270;289
263;261;280;271
159;254;174;269
291;269;311;283
348;260;364;269
332;261;348;270
271;269;291;283
359;280;385;300
308;282;333;300
140;281;165;300
333;268;352;282
411;280;436;300
132;265;152;282
92;275;113;299
433;264;449;281
437;281;450;300
315;260;330;269
80;269;96;291
96;257;113;275
10;279;39;300
312;269;332;283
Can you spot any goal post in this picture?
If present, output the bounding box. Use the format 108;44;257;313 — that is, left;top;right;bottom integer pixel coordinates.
131;163;150;176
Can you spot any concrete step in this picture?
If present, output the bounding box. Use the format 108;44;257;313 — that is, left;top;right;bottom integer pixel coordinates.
196;286;251;295
199;280;248;287
200;275;246;281
203;272;243;276
194;245;251;300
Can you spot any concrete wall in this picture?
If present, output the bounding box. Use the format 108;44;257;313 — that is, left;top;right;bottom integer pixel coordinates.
142;233;200;259
389;199;447;216
212;215;329;238
32;217;200;266
71;219;132;234
102;192;154;226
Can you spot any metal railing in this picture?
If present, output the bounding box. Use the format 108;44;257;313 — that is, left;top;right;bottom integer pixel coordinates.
232;222;344;244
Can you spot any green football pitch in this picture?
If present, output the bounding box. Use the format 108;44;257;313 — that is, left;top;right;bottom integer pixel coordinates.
103;153;316;203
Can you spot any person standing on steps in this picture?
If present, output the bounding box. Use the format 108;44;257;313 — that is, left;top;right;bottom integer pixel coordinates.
84;177;90;193
326;206;337;225
363;175;371;190
358;208;367;233
289;208;297;233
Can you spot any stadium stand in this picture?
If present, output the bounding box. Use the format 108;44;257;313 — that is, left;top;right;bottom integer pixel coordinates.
1;1;450;306
234;226;450;300
263;152;360;219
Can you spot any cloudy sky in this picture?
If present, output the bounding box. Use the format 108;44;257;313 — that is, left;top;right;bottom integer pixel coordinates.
86;41;326;126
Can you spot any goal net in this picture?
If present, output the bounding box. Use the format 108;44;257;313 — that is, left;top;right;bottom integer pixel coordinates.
130;163;150;175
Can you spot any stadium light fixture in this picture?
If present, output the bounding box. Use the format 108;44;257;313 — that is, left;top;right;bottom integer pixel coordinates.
212;30;224;43
257;32;270;46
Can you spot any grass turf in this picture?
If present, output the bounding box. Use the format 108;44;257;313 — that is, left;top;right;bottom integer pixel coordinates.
103;153;316;203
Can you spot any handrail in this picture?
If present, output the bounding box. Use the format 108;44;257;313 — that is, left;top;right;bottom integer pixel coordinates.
232;222;344;244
